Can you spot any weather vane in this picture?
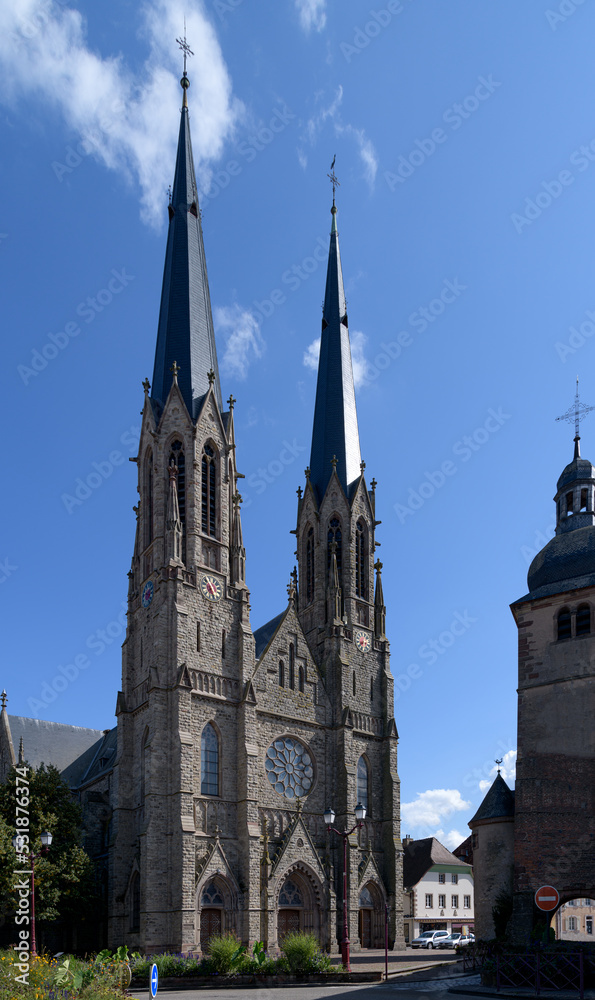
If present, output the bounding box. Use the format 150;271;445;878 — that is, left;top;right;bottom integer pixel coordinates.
556;377;595;457
176;19;194;77
327;154;340;206
495;757;503;774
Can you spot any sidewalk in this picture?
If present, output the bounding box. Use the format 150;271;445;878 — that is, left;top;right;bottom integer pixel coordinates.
327;948;460;978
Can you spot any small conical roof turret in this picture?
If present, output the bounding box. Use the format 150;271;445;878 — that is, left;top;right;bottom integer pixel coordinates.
151;61;222;420
308;172;362;499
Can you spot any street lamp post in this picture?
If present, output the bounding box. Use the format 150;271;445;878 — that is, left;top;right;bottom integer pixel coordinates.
324;803;366;972
12;830;53;957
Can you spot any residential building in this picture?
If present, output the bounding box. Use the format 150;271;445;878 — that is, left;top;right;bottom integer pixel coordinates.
402;836;474;943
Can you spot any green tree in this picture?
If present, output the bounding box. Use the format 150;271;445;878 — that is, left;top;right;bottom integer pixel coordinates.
0;762;98;925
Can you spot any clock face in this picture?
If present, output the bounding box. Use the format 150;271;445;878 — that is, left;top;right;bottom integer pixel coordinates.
354;629;371;652
200;574;223;602
141;580;154;608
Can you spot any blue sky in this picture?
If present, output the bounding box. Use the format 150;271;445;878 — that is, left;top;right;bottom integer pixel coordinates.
2;0;594;848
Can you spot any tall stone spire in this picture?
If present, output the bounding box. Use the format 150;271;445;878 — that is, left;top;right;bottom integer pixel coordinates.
151;67;222;420
309;192;362;499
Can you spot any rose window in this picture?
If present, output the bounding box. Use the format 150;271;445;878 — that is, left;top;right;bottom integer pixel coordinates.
265;738;314;799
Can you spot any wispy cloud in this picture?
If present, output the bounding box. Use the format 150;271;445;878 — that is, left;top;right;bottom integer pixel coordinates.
303;328;370;389
298;86;377;189
401;789;471;830
479;749;517;793
295;0;327;33
215;304;265;380
0;0;243;226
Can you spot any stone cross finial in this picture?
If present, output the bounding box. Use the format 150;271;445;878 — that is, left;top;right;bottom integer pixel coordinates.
0;690;6;711
227;394;236;410
170;360;180;381
287;573;296;602
304;466;310;480
142;377;150;394
168;459;178;483
370;478;377;492
232;491;243;508
331;455;338;470
296;486;303;500
360;460;366;474
374;559;383;574
207;368;216;385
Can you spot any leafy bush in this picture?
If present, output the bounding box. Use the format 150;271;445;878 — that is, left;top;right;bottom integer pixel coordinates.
279;931;331;973
206;933;245;974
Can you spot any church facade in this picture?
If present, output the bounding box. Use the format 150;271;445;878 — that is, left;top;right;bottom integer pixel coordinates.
107;70;404;953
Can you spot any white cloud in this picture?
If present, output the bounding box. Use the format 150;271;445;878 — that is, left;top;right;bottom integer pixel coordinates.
401;789;471;830
0;0;243;226
295;0;327;33
298;87;378;191
215;304;265;380
303;329;370;389
479;749;517;793
435;828;466;851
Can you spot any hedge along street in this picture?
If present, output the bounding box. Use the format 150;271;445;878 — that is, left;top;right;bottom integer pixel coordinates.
393;408;511;524
17;268;135;386
384;75;502;190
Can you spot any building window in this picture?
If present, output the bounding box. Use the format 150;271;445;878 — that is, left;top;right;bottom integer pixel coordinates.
566;490;574;515
452;895;459;908
144;450;153;548
355;520;367;599
370;676;373;701
581;487;588;510
576;604;591;636
568;917;578;931
357;756;369;811
438;894;446;909
425;894;433;908
201;444;217;537
451;874;458;884
353;671;356;696
169;441;185;526
298;665;305;693
327;517;342;583
201;723;219;796
305;527;314;603
279;660;284;687
196;622;201;651
289;644;295;689
464;895;471;908
557;607;572;640
221;629;226;658
130;872;140;932
438;873;445;884
586;916;593;935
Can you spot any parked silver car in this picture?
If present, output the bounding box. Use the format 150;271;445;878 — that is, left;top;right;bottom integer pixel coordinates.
411;930;450;949
436;932;462;949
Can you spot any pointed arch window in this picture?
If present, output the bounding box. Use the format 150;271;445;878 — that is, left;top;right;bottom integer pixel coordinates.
577;604;591;635
289;644;295;689
144;450;153;548
201;723;219;796
298;665;305;693
279;660;285;687
357;756;369;812
557;607;571;641
355;520;367;599
140;728;149;808
130;872;140;932
169;442;185;526
327;517;342;583
202;445;217;537
305;527;314;603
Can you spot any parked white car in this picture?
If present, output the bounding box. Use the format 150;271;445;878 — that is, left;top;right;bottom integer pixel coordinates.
411;930;450;949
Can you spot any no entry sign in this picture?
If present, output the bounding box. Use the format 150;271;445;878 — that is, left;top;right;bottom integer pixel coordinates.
535;885;560;911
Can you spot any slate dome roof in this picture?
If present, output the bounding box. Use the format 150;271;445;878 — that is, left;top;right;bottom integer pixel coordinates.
557;457;595;492
527;524;595;597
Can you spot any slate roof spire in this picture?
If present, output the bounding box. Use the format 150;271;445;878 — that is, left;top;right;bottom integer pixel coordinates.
308;187;362;499
151;61;222;420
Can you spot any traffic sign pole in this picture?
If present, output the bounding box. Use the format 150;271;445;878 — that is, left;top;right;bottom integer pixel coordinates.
534;885;560;912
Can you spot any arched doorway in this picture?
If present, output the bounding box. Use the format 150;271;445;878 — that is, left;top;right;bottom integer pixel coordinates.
198;876;233;953
358;881;384;949
276;865;324;947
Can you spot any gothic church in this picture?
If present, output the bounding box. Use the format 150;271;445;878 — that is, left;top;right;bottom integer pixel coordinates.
98;68;404;952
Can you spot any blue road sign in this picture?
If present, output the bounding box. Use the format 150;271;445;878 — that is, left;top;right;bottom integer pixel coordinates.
150;963;158;998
